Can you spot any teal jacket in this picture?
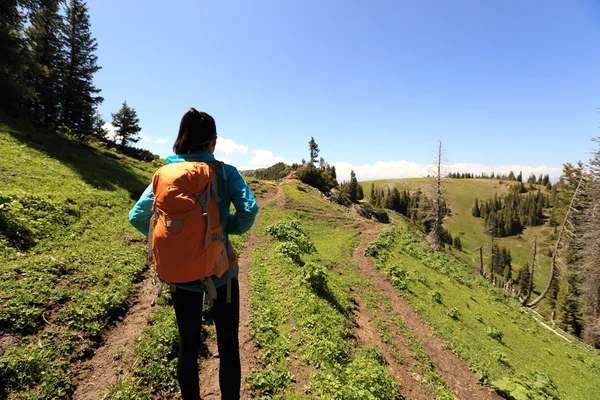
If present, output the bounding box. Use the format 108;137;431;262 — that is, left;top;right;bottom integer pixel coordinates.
128;152;258;292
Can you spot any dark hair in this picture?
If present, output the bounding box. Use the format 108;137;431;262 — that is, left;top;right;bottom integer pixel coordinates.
173;108;217;154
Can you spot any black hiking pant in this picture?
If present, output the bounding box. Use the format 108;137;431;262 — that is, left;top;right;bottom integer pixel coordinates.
171;278;240;400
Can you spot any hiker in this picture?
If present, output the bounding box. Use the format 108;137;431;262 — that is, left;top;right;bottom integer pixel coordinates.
128;108;258;400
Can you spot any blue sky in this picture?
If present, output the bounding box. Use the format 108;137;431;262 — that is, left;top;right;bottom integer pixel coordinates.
89;0;600;180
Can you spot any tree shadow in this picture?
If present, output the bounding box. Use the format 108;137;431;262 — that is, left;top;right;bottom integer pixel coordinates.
312;283;353;320
5;125;150;200
0;209;35;251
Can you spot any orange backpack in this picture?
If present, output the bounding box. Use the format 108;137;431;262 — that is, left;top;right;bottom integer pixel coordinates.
148;161;236;288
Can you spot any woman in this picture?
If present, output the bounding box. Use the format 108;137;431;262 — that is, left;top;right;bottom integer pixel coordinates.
129;108;258;400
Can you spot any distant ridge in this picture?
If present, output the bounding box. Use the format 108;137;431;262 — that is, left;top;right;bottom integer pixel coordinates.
240;162;293;181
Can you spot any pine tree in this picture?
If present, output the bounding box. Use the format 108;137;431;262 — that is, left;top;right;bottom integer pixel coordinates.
91;111;106;137
26;0;64;127
60;0;103;136
370;183;376;204
453;236;462;251
308;137;319;166
517;263;532;295
0;1;34;114
556;271;583;335
427;141;445;251
472;197;481;217
111;101;141;148
348;170;358;203
503;263;512;281
542;174;550;186
357;184;364;201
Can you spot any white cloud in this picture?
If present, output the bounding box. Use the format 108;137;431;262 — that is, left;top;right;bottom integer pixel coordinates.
156;138;168;144
102;122;118;141
332;160;562;182
215;137;249;156
101;122;150;144
239;149;288;170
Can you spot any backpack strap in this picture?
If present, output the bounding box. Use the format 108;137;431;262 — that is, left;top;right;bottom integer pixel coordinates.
225;239;239;303
147;212;156;264
210;171;220;202
194;191;211;249
204;276;218;307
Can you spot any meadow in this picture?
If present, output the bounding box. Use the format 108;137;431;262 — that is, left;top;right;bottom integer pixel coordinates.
1;116;599;399
360;178;556;298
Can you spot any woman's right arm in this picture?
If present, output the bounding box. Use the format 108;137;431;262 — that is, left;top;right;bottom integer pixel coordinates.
128;184;154;237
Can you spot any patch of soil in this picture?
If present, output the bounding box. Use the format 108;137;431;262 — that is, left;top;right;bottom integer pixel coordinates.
353;226;501;400
0;334;19;353
72;270;157;400
353;293;433;400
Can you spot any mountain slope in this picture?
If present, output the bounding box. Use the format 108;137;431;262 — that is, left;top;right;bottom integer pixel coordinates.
240;162;293;180
1;117;598;399
0;115;155;398
361;178;556;296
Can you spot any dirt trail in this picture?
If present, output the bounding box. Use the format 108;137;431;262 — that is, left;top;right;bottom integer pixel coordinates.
73;270;157;400
200;185;284;399
353;293;433;400
353;226;501;400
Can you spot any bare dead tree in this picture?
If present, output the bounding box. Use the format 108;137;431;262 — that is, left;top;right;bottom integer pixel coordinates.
578;200;600;346
479;247;484;276
576;138;600;346
427;141;444;251
527;173;586;308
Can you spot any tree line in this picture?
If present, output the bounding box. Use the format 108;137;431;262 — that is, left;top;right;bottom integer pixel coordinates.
1;1;144;150
368;184;462;251
472;184;549;237
448;171;553;190
2;0;101;134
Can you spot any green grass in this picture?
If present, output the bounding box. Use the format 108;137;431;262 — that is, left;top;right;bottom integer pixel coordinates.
365;219;600;399
0;116;154;398
2;113;596;399
361;178;555;297
246;185;401;399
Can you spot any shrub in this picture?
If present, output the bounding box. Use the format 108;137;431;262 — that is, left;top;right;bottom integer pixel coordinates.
275;242;302;263
492;350;510;366
266;220;316;255
387;264;407;290
429;291;442;304
486;326;504;343
356;204;389;223
446;307;460;320
329;189;352;207
295;165;336;193
302;262;328;291
492;373;559;399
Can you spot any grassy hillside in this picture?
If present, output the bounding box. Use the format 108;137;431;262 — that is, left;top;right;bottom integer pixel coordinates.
2;116;598;399
361;178;555;296
0;116;156;398
364;218;600;399
241;162;293;181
